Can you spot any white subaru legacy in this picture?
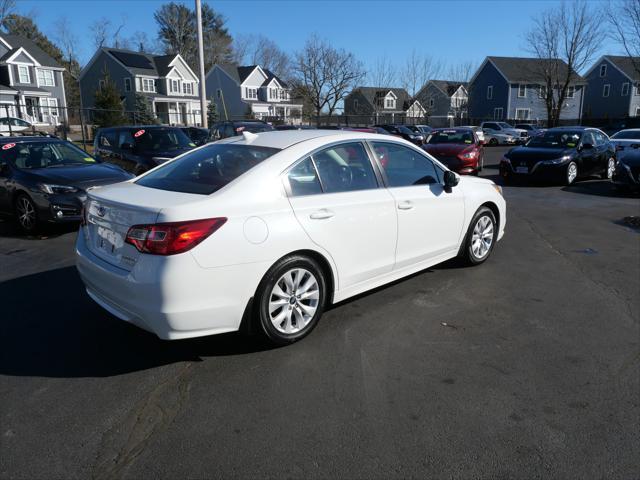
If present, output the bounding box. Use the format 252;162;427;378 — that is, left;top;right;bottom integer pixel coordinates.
76;130;506;344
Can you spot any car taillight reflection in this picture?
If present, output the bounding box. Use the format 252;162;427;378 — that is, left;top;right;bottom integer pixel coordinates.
125;217;227;255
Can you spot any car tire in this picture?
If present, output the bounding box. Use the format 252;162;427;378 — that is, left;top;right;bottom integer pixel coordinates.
565;161;578;185
489;138;498;146
601;157;615;180
458;207;497;266
256;255;327;346
14;193;39;234
478;156;484;172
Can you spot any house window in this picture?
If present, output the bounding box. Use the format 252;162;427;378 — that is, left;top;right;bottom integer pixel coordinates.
518;84;526;98
515;108;530;120
599;64;607;77
124;78;131;92
182;82;193;95
99;79;106;91
36;69;55;87
18;65;30;83
280;89;285;100
385;98;395;109
635;84;640;96
487;85;493;100
539;85;547;99
353;99;359;111
40;98;58;116
170;79;180;93
636;106;640;116
142;78;156;93
566;86;575;98
603;84;610;98
493;107;503;120
245;88;257;99
429;98;434;107
622;82;630;96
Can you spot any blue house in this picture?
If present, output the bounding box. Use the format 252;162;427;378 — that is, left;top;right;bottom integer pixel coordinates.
583;56;640;119
468;56;585;123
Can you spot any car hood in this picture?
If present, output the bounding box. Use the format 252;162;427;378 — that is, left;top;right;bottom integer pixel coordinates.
506;146;573;162
27;163;134;190
424;144;470;155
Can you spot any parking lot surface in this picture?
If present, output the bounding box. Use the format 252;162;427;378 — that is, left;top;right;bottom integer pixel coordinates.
1;146;638;479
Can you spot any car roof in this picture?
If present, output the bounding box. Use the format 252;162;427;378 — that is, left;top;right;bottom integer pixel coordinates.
216;129;397;150
0;135;61;143
98;125;181;131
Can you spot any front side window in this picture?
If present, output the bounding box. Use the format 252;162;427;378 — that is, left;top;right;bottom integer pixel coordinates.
136;144;280;195
36;69;55;86
371;142;439;187
582;131;596;146
311;142;378;194
18;65;30;83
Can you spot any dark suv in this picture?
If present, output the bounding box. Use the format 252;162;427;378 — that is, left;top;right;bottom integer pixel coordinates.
210;120;274;140
93;126;196;175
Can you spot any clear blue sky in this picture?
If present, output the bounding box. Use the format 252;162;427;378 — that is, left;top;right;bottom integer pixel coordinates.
17;0;618;74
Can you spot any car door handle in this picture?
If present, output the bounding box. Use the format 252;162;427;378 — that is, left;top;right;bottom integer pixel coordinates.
309;209;335;220
398;201;414;210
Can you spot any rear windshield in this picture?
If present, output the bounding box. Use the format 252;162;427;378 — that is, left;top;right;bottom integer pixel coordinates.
611;130;640;140
427;130;474;144
135;143;280;194
127;127;194;152
2;141;98;169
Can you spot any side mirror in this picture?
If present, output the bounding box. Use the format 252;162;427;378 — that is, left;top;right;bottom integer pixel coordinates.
121;142;134;151
443;170;459;191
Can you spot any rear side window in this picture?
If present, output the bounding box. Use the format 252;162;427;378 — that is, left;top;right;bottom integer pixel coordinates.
99;130;116;147
136;144;280;195
371;142;440;186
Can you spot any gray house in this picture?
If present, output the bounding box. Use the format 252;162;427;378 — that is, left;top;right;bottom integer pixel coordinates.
79;48;202;125
416;80;468;119
206;64;303;124
344;87;425;121
0;34;67;127
468;56;586;122
583;56;640;119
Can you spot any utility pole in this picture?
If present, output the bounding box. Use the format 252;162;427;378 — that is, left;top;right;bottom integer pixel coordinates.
195;0;208;128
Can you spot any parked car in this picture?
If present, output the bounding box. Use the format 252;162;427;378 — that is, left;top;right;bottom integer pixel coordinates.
610;129;640;161
612;148;640;193
275;125;316;131
515;124;546;137
180;127;210;146
461;126;485;145
500;127;616;185
0;117;32;136
94;126;196;175
0;136;132;233
76;130;506;344
483;129;518;146
481;121;528;143
422;128;484;175
376;124;424;145
210;120;275;140
414;125;433;136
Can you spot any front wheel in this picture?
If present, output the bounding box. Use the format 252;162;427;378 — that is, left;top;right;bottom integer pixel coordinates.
15;194;39;234
458;207;497;265
602;158;615;180
489;138;498;146
256;255;327;345
565;161;578;185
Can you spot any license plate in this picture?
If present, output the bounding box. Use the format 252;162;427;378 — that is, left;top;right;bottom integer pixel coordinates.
97;226;119;255
516;166;529;174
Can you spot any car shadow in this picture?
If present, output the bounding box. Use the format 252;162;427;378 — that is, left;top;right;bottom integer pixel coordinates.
0;217;79;240
0;266;274;378
561;180;639;198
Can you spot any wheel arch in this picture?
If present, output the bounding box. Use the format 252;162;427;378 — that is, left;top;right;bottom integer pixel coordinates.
480;201;500;232
283;249;336;306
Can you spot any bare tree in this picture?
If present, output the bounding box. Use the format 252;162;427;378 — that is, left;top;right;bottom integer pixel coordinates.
445;60;478;82
526;0;604;126
367;55;397;88
293;35;364;124
401;50;443;97
608;0;640;76
53;17;79;78
0;0;15;26
233;34;292;79
90;17;111;49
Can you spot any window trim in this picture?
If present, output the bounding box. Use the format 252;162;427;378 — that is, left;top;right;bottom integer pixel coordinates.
517;84;526;98
17;65;30;83
603;84;610;98
515;108;530;120
487;85;493;100
621;82;630;96
36;68;55;87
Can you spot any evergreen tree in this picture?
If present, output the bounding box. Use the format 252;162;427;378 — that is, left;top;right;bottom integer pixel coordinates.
133;94;156;124
207;99;218;124
93;71;127;128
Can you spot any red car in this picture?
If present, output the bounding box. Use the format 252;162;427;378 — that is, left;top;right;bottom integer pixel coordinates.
422;127;484;175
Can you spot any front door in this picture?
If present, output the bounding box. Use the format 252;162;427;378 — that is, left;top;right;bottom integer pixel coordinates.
25;97;42;123
370;141;465;269
286;142;397;289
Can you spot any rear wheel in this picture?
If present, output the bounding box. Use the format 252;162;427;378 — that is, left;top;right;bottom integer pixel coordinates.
458;207;497;265
565;161;578;185
256;255;327;345
602;157;615;180
15;194;38;234
489;138;498;146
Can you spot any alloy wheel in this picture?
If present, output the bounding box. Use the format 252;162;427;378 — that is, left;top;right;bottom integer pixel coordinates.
606;158;615;179
567;162;578;184
16;196;36;231
268;268;320;334
471;215;494;259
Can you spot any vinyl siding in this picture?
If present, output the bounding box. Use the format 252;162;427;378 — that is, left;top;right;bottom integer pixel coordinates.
205;66;249;119
80;51;135;110
583;58;633;118
509;83;583;120
468;61;509;119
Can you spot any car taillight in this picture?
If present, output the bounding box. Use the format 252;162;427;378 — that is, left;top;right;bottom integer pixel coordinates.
458;147;478;160
125;217;227;255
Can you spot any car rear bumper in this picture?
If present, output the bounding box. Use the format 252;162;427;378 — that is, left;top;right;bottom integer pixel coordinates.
75;229;267;340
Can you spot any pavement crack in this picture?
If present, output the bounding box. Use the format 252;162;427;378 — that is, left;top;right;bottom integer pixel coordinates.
92;362;193;480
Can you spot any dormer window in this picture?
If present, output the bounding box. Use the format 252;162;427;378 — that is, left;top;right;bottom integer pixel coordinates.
18;65;30;83
599;64;607;77
245;88;257;99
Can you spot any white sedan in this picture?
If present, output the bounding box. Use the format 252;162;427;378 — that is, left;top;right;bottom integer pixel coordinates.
0;117;32;135
76;130;506;344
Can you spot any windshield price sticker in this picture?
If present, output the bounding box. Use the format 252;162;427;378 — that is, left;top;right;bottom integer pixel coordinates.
2;143;16;150
134;129;146;138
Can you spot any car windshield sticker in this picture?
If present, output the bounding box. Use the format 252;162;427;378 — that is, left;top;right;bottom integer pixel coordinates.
134;129;145;138
2;143;16;150
84;157;96;162
566;142;576;147
188;142;196;147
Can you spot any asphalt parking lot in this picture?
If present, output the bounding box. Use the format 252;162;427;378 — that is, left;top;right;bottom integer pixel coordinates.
1;146;638;479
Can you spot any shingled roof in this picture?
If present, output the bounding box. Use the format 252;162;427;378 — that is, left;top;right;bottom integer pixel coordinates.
104;48;196;77
217;64;289;88
486;56;586;84
604;55;640;81
351;87;417;110
0;34;62;68
429;80;468;97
